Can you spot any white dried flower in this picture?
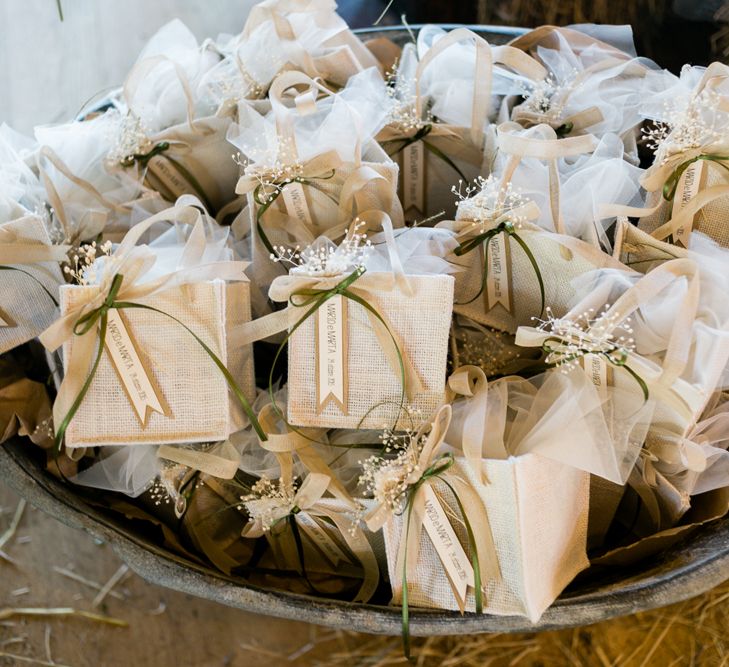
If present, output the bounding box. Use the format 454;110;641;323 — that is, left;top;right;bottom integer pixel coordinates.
452;175;530;232
240;476;298;532
533;306;636;372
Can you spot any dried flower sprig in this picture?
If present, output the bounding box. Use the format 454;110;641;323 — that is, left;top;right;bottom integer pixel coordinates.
518;69;579;124
452;175;530;232
62;240;113;285
240;476;298;532
107;113;154;167
641;84;727;162
385;64;431;133
533;306;636;372
271;219;371;277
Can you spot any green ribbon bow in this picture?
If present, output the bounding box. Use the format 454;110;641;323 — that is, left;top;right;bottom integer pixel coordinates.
400;452;483;660
268;267;407;432
54;273;266;453
0;266;59;307
663;154;729;202
384;123;469;184
555;121;574;138
254;171;336;257
453;220;545;317
122;141;215;214
541;338;650;401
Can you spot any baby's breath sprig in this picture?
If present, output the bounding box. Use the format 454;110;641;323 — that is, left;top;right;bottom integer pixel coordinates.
62;240;113;285
641;86;727;162
385;65;431;134
452;175;529;232
271;219;371;277
533;306;636;373
518;70;578;124
239;476;298;532
107;113;154;167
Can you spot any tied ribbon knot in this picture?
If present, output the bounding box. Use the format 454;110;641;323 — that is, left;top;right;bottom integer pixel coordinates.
269;266;412;429
235;151;342;256
122;140;215;214
365;405;500;659
383;123;469;184
453;220;545;316
662;153;729;202
53;272;266;452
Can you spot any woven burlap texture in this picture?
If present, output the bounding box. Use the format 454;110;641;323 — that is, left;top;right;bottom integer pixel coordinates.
60;279;254;447
287;273;454;430
451;226;598;334
638;165;729;247
0;217;64;354
383;455;590;621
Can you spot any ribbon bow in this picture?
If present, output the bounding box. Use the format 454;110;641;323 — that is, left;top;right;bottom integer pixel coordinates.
39;203;265;451
452;219;545;316
242;463;380;603
365;404;500;658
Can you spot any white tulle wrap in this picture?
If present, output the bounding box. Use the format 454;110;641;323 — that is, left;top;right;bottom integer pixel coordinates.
447;366;649;485
201;0;380;107
490;122;643;248
509;25;673;158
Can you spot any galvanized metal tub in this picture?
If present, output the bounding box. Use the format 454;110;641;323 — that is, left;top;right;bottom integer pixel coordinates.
2;25;729;637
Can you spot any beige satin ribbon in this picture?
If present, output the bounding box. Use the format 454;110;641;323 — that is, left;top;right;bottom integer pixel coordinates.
157;440;242;480
516;258;704;421
365;404;501;605
37;146;132;242
39;203;250;434
0;218;70;264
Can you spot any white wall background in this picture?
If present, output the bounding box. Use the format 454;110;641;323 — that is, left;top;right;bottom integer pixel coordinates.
0;0;257;135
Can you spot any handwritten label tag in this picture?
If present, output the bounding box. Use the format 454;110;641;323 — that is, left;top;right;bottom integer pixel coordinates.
581;353;612;402
105;309;166;427
282;181;313;228
146;155;197;201
297;512;352;567
421;485;475;612
316;294;348;414
484;234;513;314
403;140;426;216
671;160;706;248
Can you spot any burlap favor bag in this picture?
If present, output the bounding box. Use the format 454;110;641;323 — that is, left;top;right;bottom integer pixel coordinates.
41;205;257;448
267;217;455;430
366;404;588;622
378;27;547;222
231;70;402;292
0;216;67;354
112;54;239;216
439;186;626;334
631;63;729;249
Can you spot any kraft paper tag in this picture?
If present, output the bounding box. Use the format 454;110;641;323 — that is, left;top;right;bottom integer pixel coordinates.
421;485;475;613
146;155;197;201
282;181;314;228
402;140;426;217
671;160;706;248
580;353;612;402
297;512;352;567
484;234;513;314
316;294;348;414
105;309;167;427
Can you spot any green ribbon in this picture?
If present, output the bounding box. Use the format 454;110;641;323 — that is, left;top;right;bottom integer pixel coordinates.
253;171;336;257
541;338;650;401
54;273;266;453
0;266;59;307
400;452;483;660
384;123;469;185
662;154;729;202
453;220;545;317
555;121;574;138
268;267;407;433
122;141;215;214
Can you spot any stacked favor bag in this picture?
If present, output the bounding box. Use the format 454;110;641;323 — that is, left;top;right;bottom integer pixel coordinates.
3;0;729;644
